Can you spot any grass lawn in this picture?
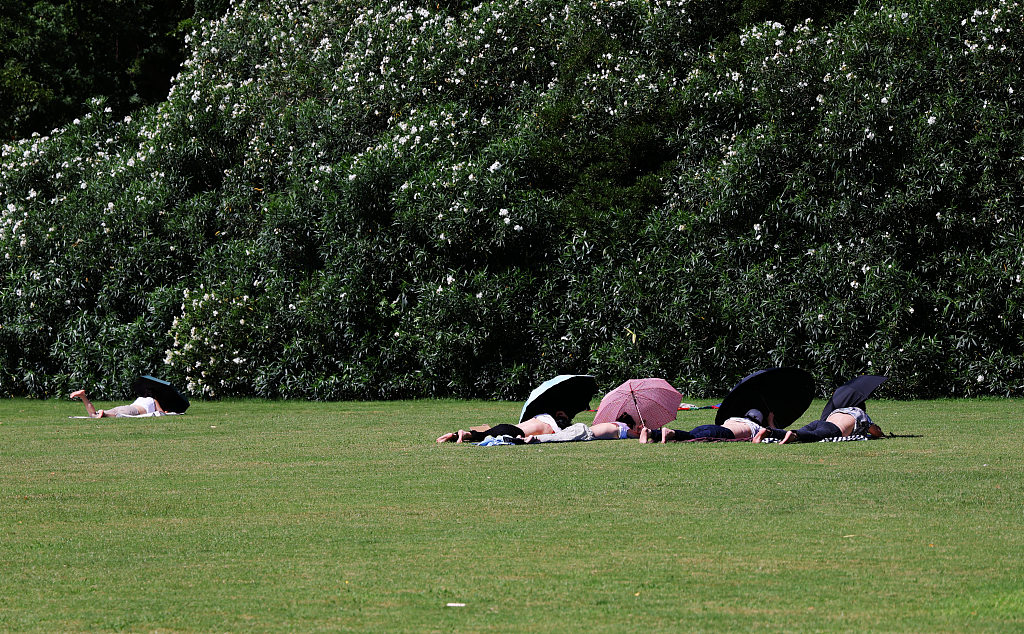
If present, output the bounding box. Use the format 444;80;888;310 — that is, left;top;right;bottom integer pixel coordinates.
1;397;1021;632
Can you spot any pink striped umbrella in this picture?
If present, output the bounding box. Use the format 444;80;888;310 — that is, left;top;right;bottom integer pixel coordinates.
593;378;682;430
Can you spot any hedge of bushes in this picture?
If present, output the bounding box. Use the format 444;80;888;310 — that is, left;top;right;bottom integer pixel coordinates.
1;0;1021;401
0;0;230;141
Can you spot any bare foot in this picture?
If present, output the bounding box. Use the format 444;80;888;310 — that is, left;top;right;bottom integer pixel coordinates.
780;431;797;444
456;430;473;443
661;428;675;443
70;390;85;399
436;432;457;443
639;427;651;443
94;410;105;418
752;428;767;443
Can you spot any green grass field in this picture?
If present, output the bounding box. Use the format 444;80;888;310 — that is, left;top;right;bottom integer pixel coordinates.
1;397;1021;632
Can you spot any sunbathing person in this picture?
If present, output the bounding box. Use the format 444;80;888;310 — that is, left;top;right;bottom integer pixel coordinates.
523;413;644;443
436;410;572;443
752;407;883;443
640;409;775;443
752;375;887;443
71;389;165;418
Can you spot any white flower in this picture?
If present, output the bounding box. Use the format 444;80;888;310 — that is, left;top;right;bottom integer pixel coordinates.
927;116;937;125
977;374;984;382
488;161;502;172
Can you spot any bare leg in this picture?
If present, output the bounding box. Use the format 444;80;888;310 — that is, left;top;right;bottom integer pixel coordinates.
71;390;98;417
779;431;797;444
436;432;457;443
639;427;651;443
661;428;676;444
456;430;473;443
752;428;767;443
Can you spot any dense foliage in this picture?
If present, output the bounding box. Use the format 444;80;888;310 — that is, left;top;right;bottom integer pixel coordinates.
0;0;230;141
1;0;1021;401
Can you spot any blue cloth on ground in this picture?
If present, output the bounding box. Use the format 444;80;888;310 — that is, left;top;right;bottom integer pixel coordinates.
477;435;518;446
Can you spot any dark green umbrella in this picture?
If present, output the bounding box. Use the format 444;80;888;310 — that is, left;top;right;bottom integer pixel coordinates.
820;375;888;419
519;375;597;423
133;375;190;413
714;367;815;428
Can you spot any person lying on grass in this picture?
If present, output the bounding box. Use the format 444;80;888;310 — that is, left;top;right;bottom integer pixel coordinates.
71;389;165;418
639;408;776;443
752;407;884;443
521;412;644;443
436;410;572;443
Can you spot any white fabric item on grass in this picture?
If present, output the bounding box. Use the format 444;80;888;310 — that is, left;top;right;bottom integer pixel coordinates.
528;422;595;443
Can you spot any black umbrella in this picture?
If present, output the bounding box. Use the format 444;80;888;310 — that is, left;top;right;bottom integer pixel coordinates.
820;375;888;419
133;375;190;413
714;367;815;428
519;375;598;423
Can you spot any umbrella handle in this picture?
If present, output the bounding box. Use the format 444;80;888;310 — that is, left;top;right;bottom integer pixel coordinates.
630;386;648;428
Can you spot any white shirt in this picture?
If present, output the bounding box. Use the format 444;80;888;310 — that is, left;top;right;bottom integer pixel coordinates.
131;396;157;413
